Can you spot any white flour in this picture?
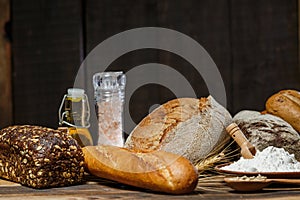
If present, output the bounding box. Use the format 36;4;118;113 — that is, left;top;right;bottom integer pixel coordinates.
221;146;300;172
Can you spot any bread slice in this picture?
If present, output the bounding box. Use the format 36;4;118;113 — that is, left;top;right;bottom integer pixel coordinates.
125;96;232;165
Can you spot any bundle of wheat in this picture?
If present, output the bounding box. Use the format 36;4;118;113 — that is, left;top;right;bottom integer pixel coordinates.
195;138;239;174
195;138;240;191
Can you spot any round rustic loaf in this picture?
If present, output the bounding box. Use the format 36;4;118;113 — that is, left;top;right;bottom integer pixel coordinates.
124;96;232;165
266;89;300;133
233;110;300;161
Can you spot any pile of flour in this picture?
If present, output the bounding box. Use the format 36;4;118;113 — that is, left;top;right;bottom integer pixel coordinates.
221;146;300;172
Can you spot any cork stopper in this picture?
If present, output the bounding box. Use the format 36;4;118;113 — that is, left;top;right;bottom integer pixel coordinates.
226;123;256;159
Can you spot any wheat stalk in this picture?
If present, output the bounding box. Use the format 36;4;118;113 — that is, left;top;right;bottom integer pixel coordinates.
195;138;241;192
195;137;239;174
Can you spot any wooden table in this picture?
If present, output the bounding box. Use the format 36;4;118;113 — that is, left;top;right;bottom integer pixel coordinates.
1;175;300;200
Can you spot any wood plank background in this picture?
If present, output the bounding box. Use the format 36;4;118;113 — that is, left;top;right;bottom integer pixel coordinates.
0;0;299;135
11;0;83;127
230;0;299;112
0;0;12;128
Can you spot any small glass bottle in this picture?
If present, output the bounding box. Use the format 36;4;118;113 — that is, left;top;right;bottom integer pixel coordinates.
93;71;126;147
58;88;93;147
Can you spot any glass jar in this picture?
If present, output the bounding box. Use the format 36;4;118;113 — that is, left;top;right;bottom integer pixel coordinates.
58;88;93;147
93;71;126;147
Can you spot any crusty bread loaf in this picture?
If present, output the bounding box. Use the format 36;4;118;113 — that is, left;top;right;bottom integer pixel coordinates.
82;145;198;194
233;110;300;160
266;89;300;133
125;96;232;165
0;125;85;188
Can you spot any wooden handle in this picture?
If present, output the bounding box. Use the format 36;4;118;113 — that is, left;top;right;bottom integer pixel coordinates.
226;123;256;159
270;179;300;184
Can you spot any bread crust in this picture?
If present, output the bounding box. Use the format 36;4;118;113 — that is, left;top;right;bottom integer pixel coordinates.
0;125;84;188
82;145;198;194
266;90;300;133
233;110;300;160
125;96;232;164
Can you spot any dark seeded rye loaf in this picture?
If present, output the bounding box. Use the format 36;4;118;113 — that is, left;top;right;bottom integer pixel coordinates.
0;125;85;188
233;110;300;161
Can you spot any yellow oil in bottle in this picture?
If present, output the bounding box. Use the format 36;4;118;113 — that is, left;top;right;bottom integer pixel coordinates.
59;127;93;147
58;88;93;147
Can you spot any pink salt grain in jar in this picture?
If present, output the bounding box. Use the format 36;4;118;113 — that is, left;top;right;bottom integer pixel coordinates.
93;71;126;147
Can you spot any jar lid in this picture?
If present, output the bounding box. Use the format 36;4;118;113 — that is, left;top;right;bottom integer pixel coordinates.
93;71;126;91
67;88;85;97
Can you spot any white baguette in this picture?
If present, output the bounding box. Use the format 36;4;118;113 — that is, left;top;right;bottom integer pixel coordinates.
82;145;199;194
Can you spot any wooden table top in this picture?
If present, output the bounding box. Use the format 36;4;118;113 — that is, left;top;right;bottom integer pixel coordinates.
1;174;300;200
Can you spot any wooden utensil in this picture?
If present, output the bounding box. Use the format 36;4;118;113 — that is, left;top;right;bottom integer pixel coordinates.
226;123;256;159
224;177;300;192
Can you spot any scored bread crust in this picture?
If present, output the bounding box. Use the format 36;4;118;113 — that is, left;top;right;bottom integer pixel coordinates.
82;145;199;194
125;96;232;165
233;110;300;160
266;89;300;133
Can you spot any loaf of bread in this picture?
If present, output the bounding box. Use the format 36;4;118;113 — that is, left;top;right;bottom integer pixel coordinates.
82;145;199;194
125;96;232;165
233;110;300;160
266;89;300;133
0;125;85;188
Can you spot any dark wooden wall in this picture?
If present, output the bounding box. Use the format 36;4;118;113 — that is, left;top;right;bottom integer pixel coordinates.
12;1;83;127
0;0;12;128
4;0;299;130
